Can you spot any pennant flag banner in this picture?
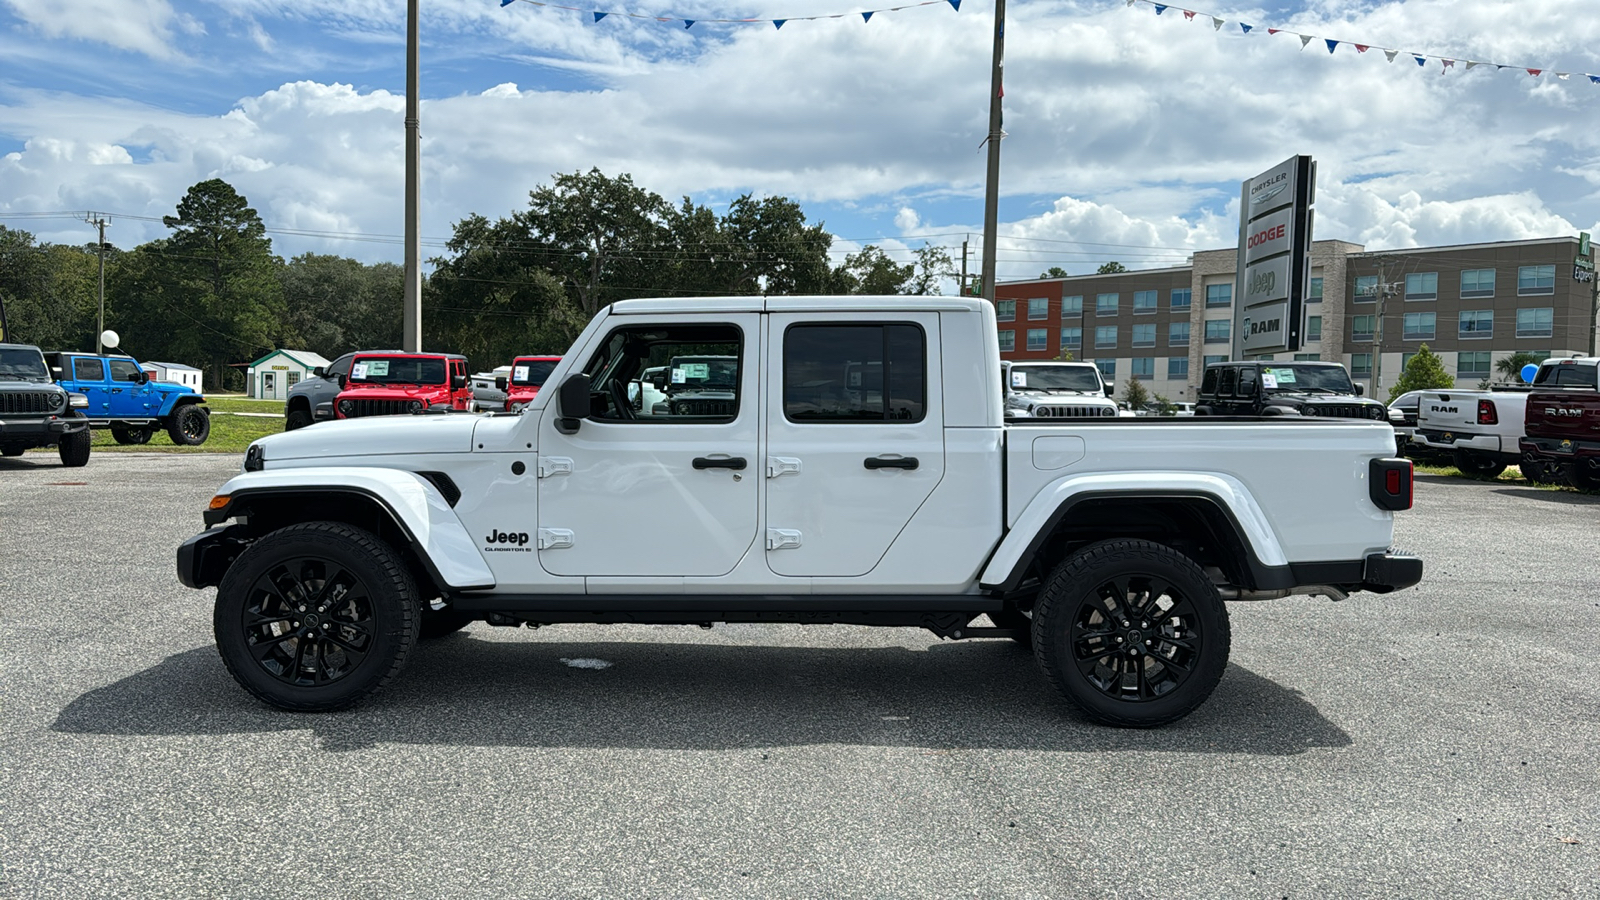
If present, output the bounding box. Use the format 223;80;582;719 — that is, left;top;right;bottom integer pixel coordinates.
1126;0;1600;87
501;0;959;29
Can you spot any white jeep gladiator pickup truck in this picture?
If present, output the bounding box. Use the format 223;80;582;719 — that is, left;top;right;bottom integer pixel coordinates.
177;296;1421;727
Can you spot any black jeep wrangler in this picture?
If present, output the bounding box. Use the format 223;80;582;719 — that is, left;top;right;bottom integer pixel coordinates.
0;342;92;466
1195;360;1387;421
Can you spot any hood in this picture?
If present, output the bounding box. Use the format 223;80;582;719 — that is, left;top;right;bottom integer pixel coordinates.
341;382;447;397
255;413;479;461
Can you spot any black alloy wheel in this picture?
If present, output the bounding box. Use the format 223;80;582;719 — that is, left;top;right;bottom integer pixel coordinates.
167;404;211;446
112;426;153;445
214;521;419;711
284;409;312;431
1519;455;1554;485
1032;539;1230;728
1453;450;1507;479
1569;462;1600;492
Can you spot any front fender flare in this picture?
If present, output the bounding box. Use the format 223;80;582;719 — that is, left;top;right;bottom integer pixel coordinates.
204;467;495;590
979;472;1288;592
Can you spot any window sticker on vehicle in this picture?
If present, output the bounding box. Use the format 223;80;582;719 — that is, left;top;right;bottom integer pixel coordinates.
513;366;529;381
365;360;390;377
682;363;709;380
671;368;687;384
1264;367;1296;384
1012;370;1027;387
1261;373;1278;390
351;363;367;379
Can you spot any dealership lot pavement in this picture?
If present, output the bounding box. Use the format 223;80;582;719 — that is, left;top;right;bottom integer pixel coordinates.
2;454;1596;898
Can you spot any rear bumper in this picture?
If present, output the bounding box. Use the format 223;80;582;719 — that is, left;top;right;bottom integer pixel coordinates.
1521;436;1600;461
1414;430;1501;454
1361;550;1424;594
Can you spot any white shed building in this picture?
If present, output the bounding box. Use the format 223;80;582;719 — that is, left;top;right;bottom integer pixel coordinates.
246;349;331;400
141;361;204;391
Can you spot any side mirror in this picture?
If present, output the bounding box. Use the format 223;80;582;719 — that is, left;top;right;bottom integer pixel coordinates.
336;374;348;389
1103;383;1114;397
650;371;668;391
135;371;150;384
495;376;508;392
556;373;591;434
1354;383;1365;396
452;374;467;390
312;366;326;378
627;382;642;409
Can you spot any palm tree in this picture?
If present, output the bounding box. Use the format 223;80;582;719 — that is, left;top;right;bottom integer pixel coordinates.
1494;351;1543;384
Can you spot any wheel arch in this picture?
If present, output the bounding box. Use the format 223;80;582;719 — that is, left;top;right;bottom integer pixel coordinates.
980;476;1290;598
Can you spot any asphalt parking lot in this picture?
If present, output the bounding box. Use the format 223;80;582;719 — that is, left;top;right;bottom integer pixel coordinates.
1;453;1596;899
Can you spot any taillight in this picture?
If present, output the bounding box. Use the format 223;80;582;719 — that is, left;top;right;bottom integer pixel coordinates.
1370;458;1413;511
1478;399;1498;425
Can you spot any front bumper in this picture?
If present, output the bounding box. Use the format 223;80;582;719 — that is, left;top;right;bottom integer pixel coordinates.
176;525;249;590
0;415;90;440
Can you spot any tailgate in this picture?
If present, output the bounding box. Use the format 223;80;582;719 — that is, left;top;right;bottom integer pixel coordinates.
1415;392;1482;434
1525;389;1600;440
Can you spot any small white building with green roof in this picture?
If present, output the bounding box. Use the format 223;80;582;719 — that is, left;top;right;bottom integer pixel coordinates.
246;349;331;400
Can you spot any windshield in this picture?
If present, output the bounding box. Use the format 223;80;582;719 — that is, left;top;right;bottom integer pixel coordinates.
1010;365;1101;392
669;357;738;391
350;356;446;385
0;348;50;381
511;359;558;387
1260;365;1355;394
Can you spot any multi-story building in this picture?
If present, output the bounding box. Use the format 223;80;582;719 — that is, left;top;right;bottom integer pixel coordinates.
993;236;1596;399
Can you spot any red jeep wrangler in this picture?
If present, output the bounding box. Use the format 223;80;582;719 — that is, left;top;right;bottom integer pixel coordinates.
499;355;561;412
334;352;472;419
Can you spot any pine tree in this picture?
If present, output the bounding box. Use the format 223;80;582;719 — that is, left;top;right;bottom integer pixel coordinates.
1388;344;1454;402
1122;376;1151;411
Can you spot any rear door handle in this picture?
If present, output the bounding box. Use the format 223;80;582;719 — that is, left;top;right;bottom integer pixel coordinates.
693;457;747;470
864;456;919;470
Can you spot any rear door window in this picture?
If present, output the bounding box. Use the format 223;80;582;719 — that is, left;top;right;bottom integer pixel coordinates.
74;357;107;381
783;323;926;423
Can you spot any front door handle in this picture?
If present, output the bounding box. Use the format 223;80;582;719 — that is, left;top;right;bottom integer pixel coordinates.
864;456;919;470
693;456;747;470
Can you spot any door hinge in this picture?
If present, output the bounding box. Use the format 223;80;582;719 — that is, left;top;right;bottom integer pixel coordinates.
537;528;574;550
766;456;802;478
766;528;803;551
537;456;573;478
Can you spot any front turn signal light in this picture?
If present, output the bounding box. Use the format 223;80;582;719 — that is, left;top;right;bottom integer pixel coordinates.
208;494;231;510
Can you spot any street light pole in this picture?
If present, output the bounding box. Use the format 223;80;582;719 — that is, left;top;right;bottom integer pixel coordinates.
402;0;423;353
979;0;1005;303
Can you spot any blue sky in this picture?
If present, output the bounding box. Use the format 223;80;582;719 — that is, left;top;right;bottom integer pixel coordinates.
4;0;1600;286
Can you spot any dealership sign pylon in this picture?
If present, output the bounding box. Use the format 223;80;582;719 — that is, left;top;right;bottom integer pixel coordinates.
1234;155;1315;357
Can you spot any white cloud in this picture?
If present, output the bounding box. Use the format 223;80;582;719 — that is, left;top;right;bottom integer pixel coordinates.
2;0;198;60
894;207;920;230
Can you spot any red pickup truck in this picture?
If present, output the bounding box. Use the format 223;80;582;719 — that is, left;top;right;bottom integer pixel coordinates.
498;355;561;412
334;352;472;420
1519;356;1600;489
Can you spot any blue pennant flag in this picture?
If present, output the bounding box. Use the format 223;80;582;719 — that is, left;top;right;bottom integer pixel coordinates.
947;0;960;9
500;0;515;6
1239;23;1252;33
1154;4;1166;14
1326;39;1338;53
862;10;873;21
683;19;693;27
593;11;607;21
773;18;785;28
1591;75;1600;84
1414;55;1426;66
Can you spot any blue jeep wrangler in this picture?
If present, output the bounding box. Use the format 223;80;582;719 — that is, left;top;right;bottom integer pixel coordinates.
46;352;211;445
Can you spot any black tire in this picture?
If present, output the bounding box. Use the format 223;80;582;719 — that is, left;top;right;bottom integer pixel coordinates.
1032;538;1230;728
1453;450;1506;478
111;426;153;445
167;404;210;446
419;603;475;640
1;446;24;457
989;608;1033;648
213;521;421;711
1519;456;1554;485
58;430;91;467
285;409;313;431
1570;463;1600;492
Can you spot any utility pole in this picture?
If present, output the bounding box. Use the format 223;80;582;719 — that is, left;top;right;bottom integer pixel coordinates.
402;0;423;353
86;213;110;353
1370;256;1398;394
960;238;969;296
979;0;1005;304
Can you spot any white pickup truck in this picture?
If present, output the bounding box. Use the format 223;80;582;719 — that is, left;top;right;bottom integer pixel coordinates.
177;296;1421;727
1412;386;1535;478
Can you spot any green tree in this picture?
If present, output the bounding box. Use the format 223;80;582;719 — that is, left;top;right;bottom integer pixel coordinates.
1494;350;1544;385
1388;344;1455;402
1040;266;1070;279
906;243;956;295
1122;375;1150;411
834;246;911;294
1151;392;1177;415
1097;261;1127;275
1053;347;1075;361
280;253;405;360
515;168;671;318
0;227;100;348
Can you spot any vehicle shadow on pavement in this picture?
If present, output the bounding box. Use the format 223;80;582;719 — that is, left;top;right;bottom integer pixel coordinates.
53;637;1350;756
1491;487;1599;505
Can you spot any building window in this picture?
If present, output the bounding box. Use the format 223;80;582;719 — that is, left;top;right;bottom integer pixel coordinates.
1096;293;1119;316
1352;314;1375;342
1205;284;1232;307
996;300;1015;321
1203;355;1226;367
1095;325;1118;349
1168;321;1190;346
1095;358;1116;379
1131;323;1156;347
1171;289;1192;309
1060;327;1081;349
1516;307;1553;337
1131;357;1154;378
1203;320;1230;344
1461;268;1495;299
1294;353;1319;361
1027;298;1049;320
1351;353;1372;377
1517;265;1555;296
1458;351;1491;378
1400;352;1418;373
1306;315;1321;342
1133;290;1157;313
1403;312;1436;340
998;330;1015;352
1354;275;1378;302
1405;272;1438;301
1167;357;1189;378
1061;295;1083;317
1026;328;1049;351
1308;277;1323;303
1459;309;1493;339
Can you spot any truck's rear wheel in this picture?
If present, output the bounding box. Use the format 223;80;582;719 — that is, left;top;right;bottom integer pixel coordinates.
1519;455;1554;485
214;521;420;711
112;426;153;445
1032;539;1230;728
58;430;90;467
1570;462;1600;492
167;404;210;446
1453;451;1506;478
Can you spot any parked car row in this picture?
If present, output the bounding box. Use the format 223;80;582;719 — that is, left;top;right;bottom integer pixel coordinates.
282;349;563;431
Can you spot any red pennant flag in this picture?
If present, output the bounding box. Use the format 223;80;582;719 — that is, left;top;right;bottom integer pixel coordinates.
1355;44;1368;53
1183;10;1195;20
1528;68;1542;76
1267;27;1279;34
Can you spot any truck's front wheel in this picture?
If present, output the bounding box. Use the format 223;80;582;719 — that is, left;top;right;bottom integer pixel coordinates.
167;404;210;446
58;430;90;467
214;521;420;711
1032;539;1230;728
